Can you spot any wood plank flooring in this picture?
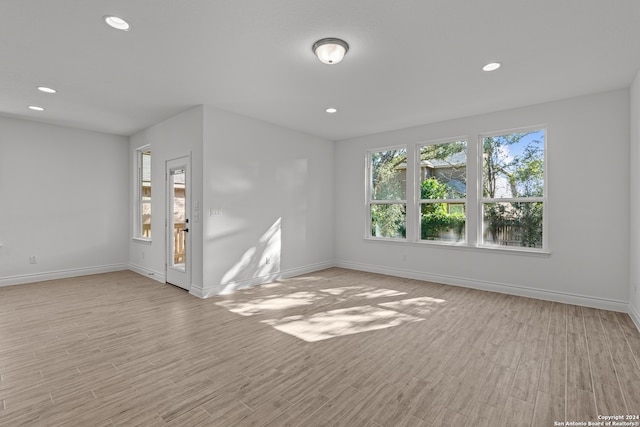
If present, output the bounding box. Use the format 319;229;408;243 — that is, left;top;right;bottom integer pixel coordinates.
1;268;639;426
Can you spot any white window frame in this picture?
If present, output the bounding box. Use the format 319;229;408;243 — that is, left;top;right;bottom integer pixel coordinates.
363;125;549;255
416;138;468;245
133;145;152;241
365;145;408;241
478;126;547;252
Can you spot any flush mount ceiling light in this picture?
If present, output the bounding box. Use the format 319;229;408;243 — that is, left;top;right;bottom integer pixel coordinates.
37;86;57;94
325;107;338;114
28;105;45;111
313;38;349;64
103;15;130;31
482;62;501;71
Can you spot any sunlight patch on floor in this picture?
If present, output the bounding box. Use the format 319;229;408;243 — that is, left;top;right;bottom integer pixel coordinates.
354;289;407;299
379;296;446;316
261;305;423;342
215;292;322;316
260;282;285;289
320;286;364;296
319;286;406;299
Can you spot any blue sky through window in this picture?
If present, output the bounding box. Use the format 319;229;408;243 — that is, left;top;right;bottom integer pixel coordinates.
503;129;544;159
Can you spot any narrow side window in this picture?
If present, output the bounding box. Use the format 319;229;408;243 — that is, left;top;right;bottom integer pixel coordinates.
135;146;151;239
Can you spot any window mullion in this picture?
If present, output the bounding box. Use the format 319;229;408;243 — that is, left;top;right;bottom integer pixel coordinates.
466;134;479;247
370;200;407;205
405;143;416;241
420;198;466;204
364;154;371;238
483;197;544;203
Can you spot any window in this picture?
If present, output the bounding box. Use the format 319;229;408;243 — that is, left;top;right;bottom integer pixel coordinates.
481;129;545;248
367;147;407;239
135;146;151;239
419;140;467;243
365;127;547;252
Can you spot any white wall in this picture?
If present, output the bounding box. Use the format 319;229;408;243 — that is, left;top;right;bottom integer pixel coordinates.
630;72;640;327
198;106;334;296
2;88;633;320
335;90;630;311
128;106;204;287
0;115;129;285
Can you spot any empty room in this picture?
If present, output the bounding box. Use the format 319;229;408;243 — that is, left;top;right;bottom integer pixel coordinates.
1;1;640;426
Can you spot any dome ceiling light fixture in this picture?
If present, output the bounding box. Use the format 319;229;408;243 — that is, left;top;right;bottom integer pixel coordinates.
312;38;349;64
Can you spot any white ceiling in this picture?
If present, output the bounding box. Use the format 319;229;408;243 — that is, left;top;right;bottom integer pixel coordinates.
1;0;639;141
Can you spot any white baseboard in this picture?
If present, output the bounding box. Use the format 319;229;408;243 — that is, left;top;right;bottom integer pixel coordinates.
629;303;640;332
189;284;206;298
0;263;129;287
335;261;629;313
193;261;335;299
128;263;166;284
5;259;633;331
279;261;336;280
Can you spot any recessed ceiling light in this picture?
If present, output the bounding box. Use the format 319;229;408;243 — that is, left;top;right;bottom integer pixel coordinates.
103;15;130;31
37;86;57;94
28;105;45;111
482;62;501;71
326;107;338;114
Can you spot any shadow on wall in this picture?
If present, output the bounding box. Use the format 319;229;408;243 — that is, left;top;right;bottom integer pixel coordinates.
220;218;282;294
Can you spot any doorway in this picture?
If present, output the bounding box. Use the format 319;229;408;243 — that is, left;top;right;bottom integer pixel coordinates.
166;156;191;290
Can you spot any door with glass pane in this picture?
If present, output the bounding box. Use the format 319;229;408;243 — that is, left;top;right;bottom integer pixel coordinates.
166;157;190;290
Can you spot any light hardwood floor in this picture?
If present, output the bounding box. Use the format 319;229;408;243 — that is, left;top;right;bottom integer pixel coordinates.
1;268;639;426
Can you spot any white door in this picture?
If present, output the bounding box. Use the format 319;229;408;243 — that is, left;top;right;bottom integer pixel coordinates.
166;157;191;290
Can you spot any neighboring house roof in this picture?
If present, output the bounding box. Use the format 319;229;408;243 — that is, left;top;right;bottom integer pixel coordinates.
403;150;514;198
421;151;467;168
440;176;512;198
448;179;467;196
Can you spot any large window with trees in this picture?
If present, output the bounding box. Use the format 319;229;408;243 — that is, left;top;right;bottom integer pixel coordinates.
482;129;545;248
365;127;547;252
419;140;467;242
367;147;407;239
